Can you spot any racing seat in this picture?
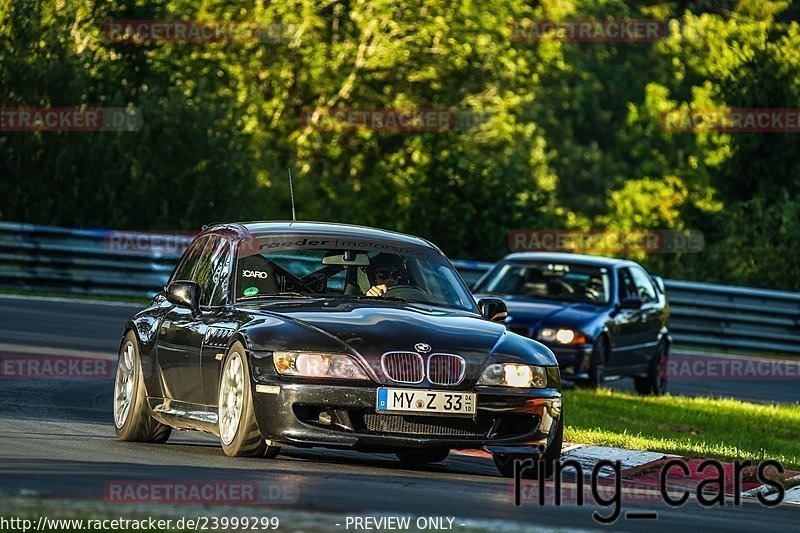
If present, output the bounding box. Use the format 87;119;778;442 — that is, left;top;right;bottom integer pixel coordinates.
236;255;279;297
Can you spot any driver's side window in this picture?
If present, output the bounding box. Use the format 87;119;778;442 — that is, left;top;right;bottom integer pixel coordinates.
170;236;209;285
194;236;231;307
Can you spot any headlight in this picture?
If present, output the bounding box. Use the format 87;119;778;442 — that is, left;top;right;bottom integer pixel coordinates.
478;363;548;388
538;328;586;344
273;351;369;380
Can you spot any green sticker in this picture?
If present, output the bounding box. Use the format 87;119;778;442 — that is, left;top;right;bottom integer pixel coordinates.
243;287;258;297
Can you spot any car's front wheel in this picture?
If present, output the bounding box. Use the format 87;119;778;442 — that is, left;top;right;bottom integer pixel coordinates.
634;341;669;396
113;332;172;443
582;335;608;389
395;449;450;465
218;342;280;458
493;416;563;479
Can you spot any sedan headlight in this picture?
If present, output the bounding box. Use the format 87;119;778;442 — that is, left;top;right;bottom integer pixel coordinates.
538;328;586;344
478;363;548;388
273;351;369;380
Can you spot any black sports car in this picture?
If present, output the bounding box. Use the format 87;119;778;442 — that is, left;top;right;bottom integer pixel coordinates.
113;222;563;477
473;252;670;395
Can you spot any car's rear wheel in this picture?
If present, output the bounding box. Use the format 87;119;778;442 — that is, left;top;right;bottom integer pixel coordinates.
634;341;669;396
113;332;172;443
395;449;450;465
218;342;279;458
493;416;563;479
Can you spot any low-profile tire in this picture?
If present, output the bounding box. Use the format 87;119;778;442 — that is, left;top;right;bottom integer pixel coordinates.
218;342;270;458
395;449;450;465
113;332;172;443
493;416;563;479
634;341;669;396
579;336;607;389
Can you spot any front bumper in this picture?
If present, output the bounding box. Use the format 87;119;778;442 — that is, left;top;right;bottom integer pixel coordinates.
250;378;562;454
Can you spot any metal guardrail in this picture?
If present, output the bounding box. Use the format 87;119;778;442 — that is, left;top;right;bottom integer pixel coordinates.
0;222;189;298
1;222;798;355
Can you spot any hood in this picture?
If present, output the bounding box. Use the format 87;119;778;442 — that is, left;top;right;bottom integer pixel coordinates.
475;294;604;330
238;299;555;385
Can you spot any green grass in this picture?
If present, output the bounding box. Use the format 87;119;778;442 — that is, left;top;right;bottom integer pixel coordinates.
563;388;800;470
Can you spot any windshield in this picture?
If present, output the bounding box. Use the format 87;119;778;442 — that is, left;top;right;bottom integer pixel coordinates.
475;262;611;305
235;235;478;312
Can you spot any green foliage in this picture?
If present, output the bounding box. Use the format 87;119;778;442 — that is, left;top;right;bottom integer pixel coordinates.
1;0;799;288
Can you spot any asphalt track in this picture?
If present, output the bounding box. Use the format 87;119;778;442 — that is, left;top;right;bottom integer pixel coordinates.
1;296;798;531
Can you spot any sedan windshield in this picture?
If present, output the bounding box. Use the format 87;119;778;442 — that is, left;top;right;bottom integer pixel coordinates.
235;235;478;312
475;262;611;305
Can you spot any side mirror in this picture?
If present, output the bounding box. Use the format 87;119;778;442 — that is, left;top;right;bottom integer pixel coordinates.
478;298;508;322
620;297;643;310
166;280;200;315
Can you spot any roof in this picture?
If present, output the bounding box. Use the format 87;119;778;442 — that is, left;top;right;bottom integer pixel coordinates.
501;252;632;268
204;220;436;249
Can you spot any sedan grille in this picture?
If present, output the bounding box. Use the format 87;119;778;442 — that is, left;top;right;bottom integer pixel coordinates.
381;352;424;383
427;353;466;386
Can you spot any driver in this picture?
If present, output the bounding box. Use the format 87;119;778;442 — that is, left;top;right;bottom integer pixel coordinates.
366;253;407;297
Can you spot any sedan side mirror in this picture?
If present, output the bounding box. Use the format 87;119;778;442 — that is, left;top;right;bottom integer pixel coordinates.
166;280;200;315
478;298;508;322
619;297;643;310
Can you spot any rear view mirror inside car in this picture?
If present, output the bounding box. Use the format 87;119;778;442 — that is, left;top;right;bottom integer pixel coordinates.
321;251;370;265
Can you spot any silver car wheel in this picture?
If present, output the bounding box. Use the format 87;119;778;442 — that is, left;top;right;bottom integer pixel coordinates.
219;351;245;445
114;342;135;428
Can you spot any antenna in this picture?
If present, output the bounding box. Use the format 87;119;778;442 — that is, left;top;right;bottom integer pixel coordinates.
288;168;296;222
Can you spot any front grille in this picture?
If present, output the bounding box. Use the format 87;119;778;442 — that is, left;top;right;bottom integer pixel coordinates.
362;413;490;437
427;353;466;385
381;352;424;383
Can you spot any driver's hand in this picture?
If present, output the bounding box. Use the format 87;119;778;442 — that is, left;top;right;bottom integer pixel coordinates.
366;284;387;297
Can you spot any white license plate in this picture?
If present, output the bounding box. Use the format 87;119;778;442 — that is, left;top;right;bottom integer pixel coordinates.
376;388;476;417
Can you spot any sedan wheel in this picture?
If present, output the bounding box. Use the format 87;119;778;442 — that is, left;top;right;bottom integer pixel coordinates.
584;336;608;389
218;342;278;458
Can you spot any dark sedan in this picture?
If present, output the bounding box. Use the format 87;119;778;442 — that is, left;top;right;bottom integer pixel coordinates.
113;222;563;478
473;252;670;395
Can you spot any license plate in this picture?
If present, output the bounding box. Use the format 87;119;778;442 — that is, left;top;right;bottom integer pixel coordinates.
376;388;476;417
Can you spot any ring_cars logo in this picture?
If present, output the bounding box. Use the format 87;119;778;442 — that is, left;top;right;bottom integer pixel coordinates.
242;270;269;279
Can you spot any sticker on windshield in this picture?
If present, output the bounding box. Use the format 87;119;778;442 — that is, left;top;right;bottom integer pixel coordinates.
243;287;258;297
